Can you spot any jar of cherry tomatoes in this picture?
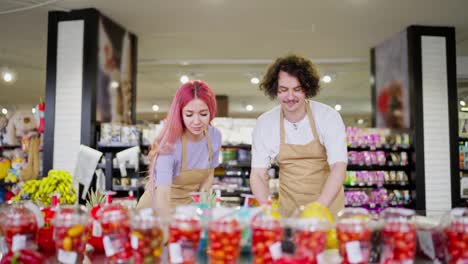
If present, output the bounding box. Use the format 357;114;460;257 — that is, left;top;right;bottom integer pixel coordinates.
336;208;372;264
130;208;164;264
442;207;468;264
53;205;90;264
1;202;38;252
380;208;416;263
168;205;202;264
98;203;132;263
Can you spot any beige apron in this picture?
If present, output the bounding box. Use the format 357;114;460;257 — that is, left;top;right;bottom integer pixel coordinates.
137;130;213;209
277;102;345;218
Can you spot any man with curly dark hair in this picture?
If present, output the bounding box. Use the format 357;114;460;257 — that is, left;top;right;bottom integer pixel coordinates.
250;54;347;218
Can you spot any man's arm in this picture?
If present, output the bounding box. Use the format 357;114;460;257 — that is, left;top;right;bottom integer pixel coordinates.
316;162;346;207
250;167;270;204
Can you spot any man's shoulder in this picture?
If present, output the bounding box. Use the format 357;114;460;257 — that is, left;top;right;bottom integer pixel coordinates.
309;100;341;120
257;105;281;124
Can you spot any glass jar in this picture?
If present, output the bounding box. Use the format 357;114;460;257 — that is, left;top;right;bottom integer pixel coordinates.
168;205;202;264
130;208;164;264
380;208;416;263
1;202;38;252
442;207;468;263
53;205;90;264
336;208;372;264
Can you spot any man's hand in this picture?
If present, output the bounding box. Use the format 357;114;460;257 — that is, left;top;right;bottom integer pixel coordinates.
250;167;270;204
316;162;346;207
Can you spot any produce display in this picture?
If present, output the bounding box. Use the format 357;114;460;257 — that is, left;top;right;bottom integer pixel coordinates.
12;170;76;206
37;194;60;255
53;205;90;264
336;208;372;264
1;202;38;252
169;216;202;264
443;208;468;264
98;203;132;263
207;216;242;263
250;208;283;264
130;208;164;264
380;208;417;263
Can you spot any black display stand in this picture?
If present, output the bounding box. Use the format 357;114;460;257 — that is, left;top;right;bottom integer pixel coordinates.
371;25;459;212
43;8;137;174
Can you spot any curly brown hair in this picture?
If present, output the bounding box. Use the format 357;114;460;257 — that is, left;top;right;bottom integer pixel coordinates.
260;54;321;100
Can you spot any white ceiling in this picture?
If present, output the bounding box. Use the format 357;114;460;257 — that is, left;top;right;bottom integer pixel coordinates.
1;0;468;123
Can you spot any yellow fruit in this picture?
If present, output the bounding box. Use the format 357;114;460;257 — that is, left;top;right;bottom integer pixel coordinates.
63;237;72;251
67;225;84;237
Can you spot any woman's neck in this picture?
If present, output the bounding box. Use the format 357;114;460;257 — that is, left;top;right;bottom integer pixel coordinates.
184;130;203;142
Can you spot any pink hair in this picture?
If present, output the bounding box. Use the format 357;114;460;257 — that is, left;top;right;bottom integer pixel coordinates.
146;80;217;191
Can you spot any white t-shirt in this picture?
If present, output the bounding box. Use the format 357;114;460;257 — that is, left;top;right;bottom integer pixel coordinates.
251;100;348;168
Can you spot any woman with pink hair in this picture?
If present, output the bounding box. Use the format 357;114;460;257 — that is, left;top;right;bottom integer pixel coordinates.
137;80;221;218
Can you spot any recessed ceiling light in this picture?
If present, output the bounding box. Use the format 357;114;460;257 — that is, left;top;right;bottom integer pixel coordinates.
460;100;466;106
322;75;332;83
2;71;13;83
1;108;7;115
357;119;364;124
334;104;342;111
32;108;36;114
152;104;160;112
250;77;260;84
110;81;119;89
246;104;254;111
180;75;189;84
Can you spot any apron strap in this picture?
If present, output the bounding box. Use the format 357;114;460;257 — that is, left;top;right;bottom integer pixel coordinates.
280;110;286;144
204;128;213;165
280;100;319;143
181;134;188;170
181;128;213;170
305;101;319;140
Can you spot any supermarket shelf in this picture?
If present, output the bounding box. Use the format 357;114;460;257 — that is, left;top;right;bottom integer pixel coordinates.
347;146;413;152
221;144;252;149
344;183;412;190
113;185;144;191
0;145;21;150
347;164;412;171
97;144;140;152
459;137;468;142
459;169;468;173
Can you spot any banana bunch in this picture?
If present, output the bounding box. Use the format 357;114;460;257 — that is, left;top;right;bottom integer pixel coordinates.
13;170;77;206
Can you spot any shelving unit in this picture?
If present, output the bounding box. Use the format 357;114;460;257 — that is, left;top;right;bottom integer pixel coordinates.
96;144;147;199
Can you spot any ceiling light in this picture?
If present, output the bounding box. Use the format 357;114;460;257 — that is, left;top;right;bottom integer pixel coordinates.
250;77;260;84
246;105;254;111
334;104;342;111
460;100;466;106
32;108;36;114
462;107;468;112
152;104;160;112
322;75;332;83
2;71;13;82
110;81;119;89
1;108;7;115
357;119;364;125
180;75;189;84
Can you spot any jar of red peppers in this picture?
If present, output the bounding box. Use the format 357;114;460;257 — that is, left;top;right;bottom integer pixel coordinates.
37;194;60;256
53;205;90;264
168;205;202;264
98;203;132;263
442;207;468;264
380;208;416;263
130;208;164;264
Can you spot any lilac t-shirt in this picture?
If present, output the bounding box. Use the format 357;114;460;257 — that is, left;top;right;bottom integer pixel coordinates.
154;126;222;186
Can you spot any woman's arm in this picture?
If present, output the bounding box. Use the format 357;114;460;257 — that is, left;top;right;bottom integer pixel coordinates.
153;185;171;219
200;169;214;191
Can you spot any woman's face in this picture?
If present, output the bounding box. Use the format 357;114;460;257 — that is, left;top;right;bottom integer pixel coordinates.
182;98;210;138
